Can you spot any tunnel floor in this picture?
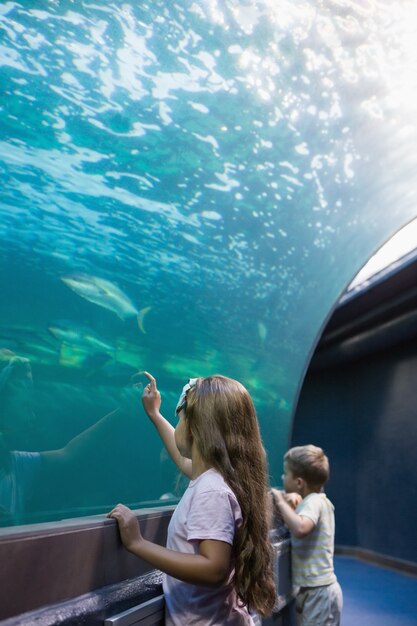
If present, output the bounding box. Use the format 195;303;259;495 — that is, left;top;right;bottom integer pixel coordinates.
335;555;417;626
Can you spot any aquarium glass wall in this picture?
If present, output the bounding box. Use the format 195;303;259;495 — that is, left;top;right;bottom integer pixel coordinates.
1;1;417;527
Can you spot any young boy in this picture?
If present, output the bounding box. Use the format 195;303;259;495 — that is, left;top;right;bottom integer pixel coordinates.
272;444;343;626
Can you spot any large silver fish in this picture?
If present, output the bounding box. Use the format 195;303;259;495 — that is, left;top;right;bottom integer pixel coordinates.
61;274;151;333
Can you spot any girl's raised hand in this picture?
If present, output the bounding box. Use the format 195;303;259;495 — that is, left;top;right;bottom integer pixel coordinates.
142;371;161;420
107;503;142;552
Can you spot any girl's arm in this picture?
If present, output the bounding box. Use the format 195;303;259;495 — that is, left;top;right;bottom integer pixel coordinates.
142;372;192;479
108;504;231;586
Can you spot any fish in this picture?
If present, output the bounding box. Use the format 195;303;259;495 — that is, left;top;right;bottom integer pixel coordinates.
0;331;58;365
0;347;17;362
257;321;267;347
61;274;151;333
48;320;114;353
278;398;291;411
137;306;152;334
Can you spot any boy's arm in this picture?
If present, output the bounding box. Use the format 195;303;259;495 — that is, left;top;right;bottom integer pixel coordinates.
271;488;315;538
142;372;192;479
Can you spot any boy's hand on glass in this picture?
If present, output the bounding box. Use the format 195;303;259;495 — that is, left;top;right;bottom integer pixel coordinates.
284;492;302;509
271;488;301;510
107;503;142;552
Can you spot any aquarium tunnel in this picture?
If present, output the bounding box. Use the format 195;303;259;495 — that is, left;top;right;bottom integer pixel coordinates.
1;1;417;624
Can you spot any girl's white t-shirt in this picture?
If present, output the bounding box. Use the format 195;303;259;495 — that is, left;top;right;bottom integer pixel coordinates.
163;468;255;625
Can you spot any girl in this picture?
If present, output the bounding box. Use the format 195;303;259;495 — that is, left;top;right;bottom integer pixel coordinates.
108;371;276;625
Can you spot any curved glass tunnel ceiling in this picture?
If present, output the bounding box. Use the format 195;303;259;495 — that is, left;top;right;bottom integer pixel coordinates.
1;1;417;527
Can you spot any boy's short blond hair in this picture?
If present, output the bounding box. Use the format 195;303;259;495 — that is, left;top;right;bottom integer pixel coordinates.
284;444;329;489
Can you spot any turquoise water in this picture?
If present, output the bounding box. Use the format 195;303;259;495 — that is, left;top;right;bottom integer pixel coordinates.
1;1;417;526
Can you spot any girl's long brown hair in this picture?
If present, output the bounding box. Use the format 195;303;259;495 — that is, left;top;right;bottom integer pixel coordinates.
185;375;276;616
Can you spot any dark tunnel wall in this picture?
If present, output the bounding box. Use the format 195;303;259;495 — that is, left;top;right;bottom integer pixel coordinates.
292;335;417;565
